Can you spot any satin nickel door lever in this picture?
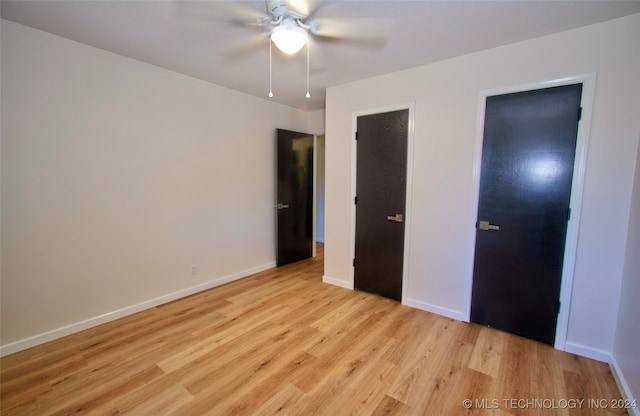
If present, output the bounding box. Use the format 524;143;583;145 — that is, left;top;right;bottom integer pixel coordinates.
276;203;290;209
478;221;500;231
386;214;404;223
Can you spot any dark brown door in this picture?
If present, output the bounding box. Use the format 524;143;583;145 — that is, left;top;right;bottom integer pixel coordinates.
471;84;582;345
276;129;314;266
354;109;409;302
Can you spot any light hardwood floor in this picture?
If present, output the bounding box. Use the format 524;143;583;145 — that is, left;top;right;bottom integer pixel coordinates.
1;244;625;415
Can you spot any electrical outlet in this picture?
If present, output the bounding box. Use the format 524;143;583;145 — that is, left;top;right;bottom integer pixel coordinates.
190;264;197;276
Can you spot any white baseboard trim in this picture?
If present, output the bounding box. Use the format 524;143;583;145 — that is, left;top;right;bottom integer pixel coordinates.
404;298;465;321
564;341;610;363
322;275;352;290
609;355;640;416
402;299;615;365
0;261;276;357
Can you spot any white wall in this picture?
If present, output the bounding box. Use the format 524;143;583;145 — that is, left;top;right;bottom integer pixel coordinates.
611;135;640;411
0;20;309;353
307;109;326;135
324;14;640;359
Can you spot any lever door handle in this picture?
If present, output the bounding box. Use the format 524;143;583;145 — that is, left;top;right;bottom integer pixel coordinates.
478;220;500;231
276;203;290;209
386;214;403;223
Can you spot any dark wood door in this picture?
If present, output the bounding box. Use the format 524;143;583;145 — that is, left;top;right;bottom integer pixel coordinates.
354;109;409;302
276;129;313;266
471;84;583;345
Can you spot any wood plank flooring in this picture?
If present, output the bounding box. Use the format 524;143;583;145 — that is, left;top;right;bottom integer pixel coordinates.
1;244;625;415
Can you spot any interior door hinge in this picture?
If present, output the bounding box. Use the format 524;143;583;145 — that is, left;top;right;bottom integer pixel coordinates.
577;107;582;122
567;207;571;221
354;196;358;205
353;258;356;267
355;132;358;140
557;300;561;314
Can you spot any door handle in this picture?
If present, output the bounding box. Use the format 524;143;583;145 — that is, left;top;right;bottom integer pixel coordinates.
478;221;500;231
276;203;290;209
386;214;403;223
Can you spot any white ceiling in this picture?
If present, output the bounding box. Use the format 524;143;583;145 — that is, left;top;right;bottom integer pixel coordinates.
2;0;639;111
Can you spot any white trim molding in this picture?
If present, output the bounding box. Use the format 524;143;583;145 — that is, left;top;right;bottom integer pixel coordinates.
0;261;276;357
609;355;640;416
405;298;466;321
462;73;597;352
322;275;353;290
564;341;610;363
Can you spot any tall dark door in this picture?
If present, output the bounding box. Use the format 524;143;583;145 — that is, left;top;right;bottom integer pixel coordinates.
471;84;582;345
276;129;313;266
354;109;409;302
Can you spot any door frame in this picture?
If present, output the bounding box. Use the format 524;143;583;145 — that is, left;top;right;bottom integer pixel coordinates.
349;102;416;303
463;73;596;350
312;133;326;257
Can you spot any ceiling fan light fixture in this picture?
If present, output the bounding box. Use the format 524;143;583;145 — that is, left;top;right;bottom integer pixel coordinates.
271;25;307;54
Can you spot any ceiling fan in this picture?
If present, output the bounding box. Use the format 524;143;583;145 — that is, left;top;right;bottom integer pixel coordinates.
255;0;318;55
234;0;391;53
208;0;391;98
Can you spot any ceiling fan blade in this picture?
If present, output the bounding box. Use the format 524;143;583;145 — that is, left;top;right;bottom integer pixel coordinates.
285;0;329;18
212;1;270;21
218;33;270;60
299;0;330;20
312;17;392;45
173;0;269;23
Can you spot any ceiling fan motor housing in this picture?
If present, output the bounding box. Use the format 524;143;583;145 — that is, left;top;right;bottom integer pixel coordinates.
268;0;307;20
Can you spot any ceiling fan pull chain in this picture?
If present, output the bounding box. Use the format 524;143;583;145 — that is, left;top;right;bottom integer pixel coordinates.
306;41;310;99
268;40;274;98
